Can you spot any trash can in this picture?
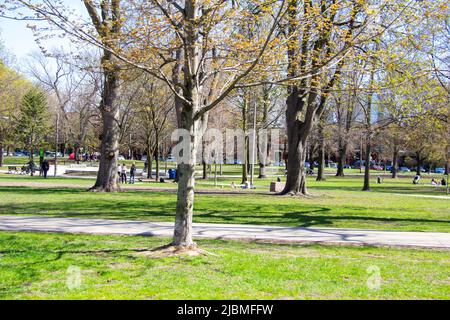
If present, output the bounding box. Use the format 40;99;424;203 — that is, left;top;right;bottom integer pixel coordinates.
168;169;177;179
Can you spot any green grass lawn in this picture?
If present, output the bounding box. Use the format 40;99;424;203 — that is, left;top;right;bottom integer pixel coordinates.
0;232;448;299
0;175;448;232
0;157;30;165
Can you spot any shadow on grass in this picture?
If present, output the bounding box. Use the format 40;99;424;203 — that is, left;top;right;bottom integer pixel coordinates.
0;199;448;231
310;184;448;196
0;186;87;195
0;185;448;231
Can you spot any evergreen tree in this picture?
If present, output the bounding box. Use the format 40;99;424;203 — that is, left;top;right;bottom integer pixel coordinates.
15;89;49;175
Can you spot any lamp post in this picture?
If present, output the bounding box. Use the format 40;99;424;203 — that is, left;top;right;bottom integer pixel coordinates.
214;160;218;188
250;101;257;189
54;113;59;177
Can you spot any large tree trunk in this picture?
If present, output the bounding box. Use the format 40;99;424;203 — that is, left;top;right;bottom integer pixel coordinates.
446;105;450;175
155;151;160;181
336;143;346;177
362;135;371;191
83;0;121;192
172;109;199;247
416;151;422;176
362;69;375;191
91;66;120;192
445;145;449;175
392;145;399;179
335;101;345;177
336;92;354;177
202;161;208;179
258;85;270;179
155;134;160;181
147;150;153;179
74;144;80;164
317;148;325;181
0;140;3;168
173;160;196;247
281;0;325;196
258;163;267;179
173;48;184;128
172;0;202;247
282;133;308;195
29;146;34;177
146;137;153;179
316;121;326;181
280;88;309;195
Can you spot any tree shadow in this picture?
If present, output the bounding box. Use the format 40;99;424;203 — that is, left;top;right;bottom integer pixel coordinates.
310;184;448;196
0;186;86;195
0;186;448;231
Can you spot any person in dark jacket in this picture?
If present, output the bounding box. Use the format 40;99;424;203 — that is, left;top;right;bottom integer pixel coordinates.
129;163;136;184
41;160;50;179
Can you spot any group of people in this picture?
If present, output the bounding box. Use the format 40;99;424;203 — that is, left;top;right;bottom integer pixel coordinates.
414;174;447;186
230;180;256;189
431;177;447;187
39;160;140;183
39;158;138;183
68;152;99;162
119;163;137;184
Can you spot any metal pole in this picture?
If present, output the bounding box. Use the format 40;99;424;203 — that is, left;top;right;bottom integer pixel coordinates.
360;134;363;174
250;101;257;188
129;133;132;160
54;113;59;177
214;161;217;188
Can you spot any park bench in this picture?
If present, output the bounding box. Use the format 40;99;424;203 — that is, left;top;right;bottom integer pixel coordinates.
19;164;40;175
69;163;87;168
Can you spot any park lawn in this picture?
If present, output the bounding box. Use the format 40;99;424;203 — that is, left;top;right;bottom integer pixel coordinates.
0;157;31;166
0;231;448;300
0;175;448;232
0;175;96;187
0;172;447;194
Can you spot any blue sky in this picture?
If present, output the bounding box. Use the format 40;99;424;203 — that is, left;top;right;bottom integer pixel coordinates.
0;18;40;61
0;1;88;63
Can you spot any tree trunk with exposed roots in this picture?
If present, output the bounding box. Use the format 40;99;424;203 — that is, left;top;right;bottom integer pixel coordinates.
280;88;311;196
172;107;200;247
84;0;121;193
90;67;120;192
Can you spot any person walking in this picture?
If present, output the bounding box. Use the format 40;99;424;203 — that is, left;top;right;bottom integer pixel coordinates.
120;163;127;184
129;163;136;184
41;159;50;179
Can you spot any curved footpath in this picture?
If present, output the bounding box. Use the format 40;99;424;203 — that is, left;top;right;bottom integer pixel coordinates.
0;215;449;249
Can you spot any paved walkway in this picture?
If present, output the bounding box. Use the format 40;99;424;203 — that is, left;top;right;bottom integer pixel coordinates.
0;216;449;249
